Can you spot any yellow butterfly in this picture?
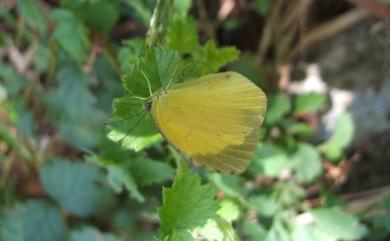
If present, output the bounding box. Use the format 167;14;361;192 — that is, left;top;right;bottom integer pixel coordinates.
146;71;267;173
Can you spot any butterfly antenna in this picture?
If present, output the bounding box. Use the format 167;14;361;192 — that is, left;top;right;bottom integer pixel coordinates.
117;110;148;143
141;70;153;97
166;65;178;88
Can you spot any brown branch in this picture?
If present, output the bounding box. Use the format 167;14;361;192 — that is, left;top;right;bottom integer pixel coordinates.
289;8;369;60
345;0;390;18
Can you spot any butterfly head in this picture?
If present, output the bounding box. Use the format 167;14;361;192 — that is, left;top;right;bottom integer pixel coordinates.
145;99;152;112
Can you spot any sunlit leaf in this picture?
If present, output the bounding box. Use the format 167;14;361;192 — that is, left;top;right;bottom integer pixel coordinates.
158;173;218;238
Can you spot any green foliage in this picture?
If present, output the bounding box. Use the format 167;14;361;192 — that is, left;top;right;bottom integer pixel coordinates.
196;40;239;75
0;200;67;241
40;159;115;217
319;112;355;161
158;173;219;239
70;226;119;241
51;9;89;64
81;0;119;34
17;0;47;34
167;18;198;54
45;64;106;148
264;93;291;125
254;0;270;16
294;93;327;114
291;143;322;182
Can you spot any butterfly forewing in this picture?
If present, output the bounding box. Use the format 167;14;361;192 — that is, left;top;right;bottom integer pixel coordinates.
151;72;267;173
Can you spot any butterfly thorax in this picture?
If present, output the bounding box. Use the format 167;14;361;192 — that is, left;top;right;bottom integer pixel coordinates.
147;88;171;112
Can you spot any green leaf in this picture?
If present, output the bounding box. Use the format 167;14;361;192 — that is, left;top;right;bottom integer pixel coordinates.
39;159;115;217
123;47;180;97
81;0;119;34
264;93;291;125
319;113;355;162
45;64;106;148
106;96;161;151
291;223;330;241
17;0;47;34
217;199;240;223
51;9;89;64
194;217;240;241
169;229;196;241
282;120;313;136
208;173;246;198
266;218;291;241
106;164;145;202
294;93;326;114
273;182;306;207
254;0;270;16
123;0;152;24
241;220;267;241
0;200;67;241
93;56;123;113
229;55;262;85
158;173;218;238
70;226;119;241
249;144;290;178
0;64;26;96
291;143;322;182
167;18;198;54
117;38;145;72
249;195;278;217
33;45;52;74
130;157;175;186
90;138;146;202
195;40;239;75
173;0;192;16
311;207;368;240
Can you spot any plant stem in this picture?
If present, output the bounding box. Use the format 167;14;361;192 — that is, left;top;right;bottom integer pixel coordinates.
145;0;174;49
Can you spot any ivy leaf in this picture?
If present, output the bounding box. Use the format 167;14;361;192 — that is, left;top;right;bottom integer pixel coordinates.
51;9;89;64
17;0;47;34
39;159;115;217
167;18;198;54
0;200;67;241
70;226;119;241
195;40;239;75
45;64;106;148
158;173;218;238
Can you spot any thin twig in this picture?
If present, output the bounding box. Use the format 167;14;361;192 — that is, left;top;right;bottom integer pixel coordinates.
345;0;390;18
289;8;369;60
